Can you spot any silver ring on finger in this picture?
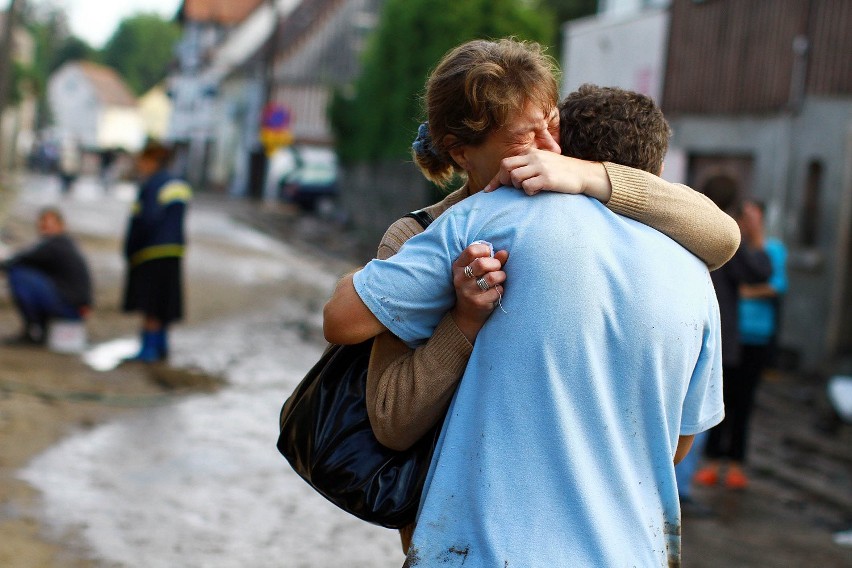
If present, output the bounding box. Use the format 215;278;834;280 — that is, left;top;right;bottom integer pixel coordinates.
464;265;475;279
476;276;490;291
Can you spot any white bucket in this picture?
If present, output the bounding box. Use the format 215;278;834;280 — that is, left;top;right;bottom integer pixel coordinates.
47;319;88;354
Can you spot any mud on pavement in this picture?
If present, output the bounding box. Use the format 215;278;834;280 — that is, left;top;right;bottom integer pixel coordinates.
0;174;371;567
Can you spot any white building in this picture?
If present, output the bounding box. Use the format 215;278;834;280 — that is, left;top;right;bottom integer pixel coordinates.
596;0;669;17
561;8;670;104
167;0;379;196
47;61;145;152
167;0;287;190
561;1;686;182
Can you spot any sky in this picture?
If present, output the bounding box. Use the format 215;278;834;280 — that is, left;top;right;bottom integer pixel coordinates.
4;0;183;48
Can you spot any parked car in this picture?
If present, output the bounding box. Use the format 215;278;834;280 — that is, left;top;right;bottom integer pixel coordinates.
277;146;338;214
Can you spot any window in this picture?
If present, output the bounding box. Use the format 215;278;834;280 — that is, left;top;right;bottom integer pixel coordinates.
800;160;823;247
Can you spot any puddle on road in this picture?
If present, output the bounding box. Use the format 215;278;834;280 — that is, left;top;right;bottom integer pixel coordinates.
82;338;140;372
21;303;401;567
82;337;225;392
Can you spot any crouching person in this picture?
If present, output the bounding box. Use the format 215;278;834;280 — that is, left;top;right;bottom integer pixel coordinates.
1;207;92;345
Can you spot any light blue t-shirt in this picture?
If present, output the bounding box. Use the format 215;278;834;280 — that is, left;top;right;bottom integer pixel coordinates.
739;237;787;345
354;188;724;567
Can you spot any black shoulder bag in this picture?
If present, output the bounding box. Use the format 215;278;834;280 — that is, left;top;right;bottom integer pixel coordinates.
277;209;441;529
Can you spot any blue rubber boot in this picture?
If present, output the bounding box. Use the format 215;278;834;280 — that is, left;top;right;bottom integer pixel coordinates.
155;328;169;359
129;331;164;363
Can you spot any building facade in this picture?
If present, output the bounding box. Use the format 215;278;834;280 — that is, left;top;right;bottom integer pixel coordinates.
662;0;852;373
562;0;852;372
167;0;379;197
167;0;269;189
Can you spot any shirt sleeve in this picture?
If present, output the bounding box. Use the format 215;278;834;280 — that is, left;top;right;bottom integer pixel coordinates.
679;277;725;435
353;217;461;346
364;205;475;450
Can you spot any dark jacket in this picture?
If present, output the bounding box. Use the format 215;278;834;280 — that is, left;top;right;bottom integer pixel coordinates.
3;234;92;307
124;170;191;268
710;244;772;367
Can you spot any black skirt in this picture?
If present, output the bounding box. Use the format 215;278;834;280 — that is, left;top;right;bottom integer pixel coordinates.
122;257;183;324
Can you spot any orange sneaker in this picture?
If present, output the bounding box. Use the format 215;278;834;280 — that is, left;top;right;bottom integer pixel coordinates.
725;468;749;490
693;466;719;486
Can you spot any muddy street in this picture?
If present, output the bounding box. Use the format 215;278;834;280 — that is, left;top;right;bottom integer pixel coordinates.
0;173;401;567
0;173;850;567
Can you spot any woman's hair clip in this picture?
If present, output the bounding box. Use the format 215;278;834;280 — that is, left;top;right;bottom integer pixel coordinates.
412;122;439;158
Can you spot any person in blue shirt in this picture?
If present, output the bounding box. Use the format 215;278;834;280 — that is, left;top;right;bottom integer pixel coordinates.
122;140;191;362
696;200;786;489
739;201;787;358
324;82;724;566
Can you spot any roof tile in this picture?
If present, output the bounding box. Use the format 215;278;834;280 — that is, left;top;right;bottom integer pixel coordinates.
77;61;138;107
180;0;266;26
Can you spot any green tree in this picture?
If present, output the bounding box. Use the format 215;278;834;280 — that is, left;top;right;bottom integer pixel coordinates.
6;60;39;106
101;13;179;95
332;0;555;164
18;4;93;126
23;5;91;80
53;36;96;69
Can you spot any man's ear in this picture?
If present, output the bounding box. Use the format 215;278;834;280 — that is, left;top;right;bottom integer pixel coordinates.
444;134;469;170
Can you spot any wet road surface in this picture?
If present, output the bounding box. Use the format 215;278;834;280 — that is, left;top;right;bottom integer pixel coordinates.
5;173;852;567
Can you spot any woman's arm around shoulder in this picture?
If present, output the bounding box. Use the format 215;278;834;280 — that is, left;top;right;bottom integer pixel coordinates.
485;152;740;270
603;162;740;271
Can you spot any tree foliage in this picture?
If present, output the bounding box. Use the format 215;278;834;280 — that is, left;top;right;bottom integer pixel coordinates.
53;36;97;69
15;4;93;119
101;13;179;95
331;0;556;164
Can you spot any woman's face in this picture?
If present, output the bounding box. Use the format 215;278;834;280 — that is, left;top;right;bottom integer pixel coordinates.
460;102;560;192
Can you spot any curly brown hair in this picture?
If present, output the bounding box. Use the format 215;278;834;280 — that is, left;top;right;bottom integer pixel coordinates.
558;84;671;175
414;38;559;187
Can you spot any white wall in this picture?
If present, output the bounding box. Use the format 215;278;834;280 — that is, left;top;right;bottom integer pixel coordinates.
98;107;146;151
597;0;669;17
561;9;670;104
47;65;100;148
139;87;172;140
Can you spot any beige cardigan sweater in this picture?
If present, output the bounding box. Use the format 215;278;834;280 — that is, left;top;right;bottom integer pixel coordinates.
366;162;741;452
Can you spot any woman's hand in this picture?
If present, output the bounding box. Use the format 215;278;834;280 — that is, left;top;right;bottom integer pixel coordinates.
450;243;509;343
483;149;613;202
740;283;777;300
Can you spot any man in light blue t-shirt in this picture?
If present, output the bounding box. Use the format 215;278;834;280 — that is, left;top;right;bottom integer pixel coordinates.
324;86;724;566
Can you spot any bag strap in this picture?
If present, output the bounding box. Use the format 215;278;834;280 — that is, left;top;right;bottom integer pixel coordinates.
404;208;434;231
